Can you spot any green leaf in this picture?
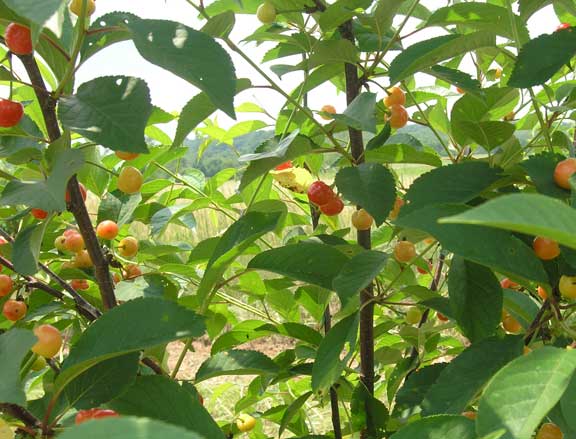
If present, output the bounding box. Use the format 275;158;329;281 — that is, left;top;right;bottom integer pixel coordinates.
110;376;225;438
195;350;279;382
397;204;548;283
477;347;576;439
308;40;359;67
439;193;576;251
428;66;483;97
366;144;442;167
448;257;503;342
172;79;251;148
401;161;501;216
366;123;391;151
373;0;407;30
503;289;539;331
318;0;372;30
56;417;213;439
115;274;178;301
351;382;389;436
561;373;576;432
150;205;188;236
97;192;142;227
330;92;377;133
396;364;448;412
389;32;496;84
64;354;139;410
2;0;64;25
201;11;235;38
422;335;523;415
212;321;322;354
521;153;570;199
248;242;350;290
426;3;529;42
57;298;205;391
335;163;396;226
0;148;84;212
78;146;110;197
451;87;519;146
59;76;151;153
197;211;283;311
0;329;37;405
312;313;359;392
333;250;388;307
390;415;475;439
509;29;576;88
128;18;237;118
239;134;314;190
458;121;515;150
12;220;50;276
80;12;135;62
280;392;313;437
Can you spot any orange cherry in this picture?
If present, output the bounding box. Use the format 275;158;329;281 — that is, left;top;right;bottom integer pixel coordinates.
554;158;576;190
394;241;416;263
2;300;27;321
320;105;336;120
388;105;408;129
32;324;62;358
533;237;560;260
384;86;406;107
115;151;139;161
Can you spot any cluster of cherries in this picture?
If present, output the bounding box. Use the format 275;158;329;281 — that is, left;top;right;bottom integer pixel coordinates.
318;86;409;129
307;181;344;216
0;22;32;128
0;0;97;127
384;86;408;129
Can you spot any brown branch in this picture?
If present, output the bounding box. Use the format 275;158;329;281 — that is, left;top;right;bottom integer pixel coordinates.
12;52;165;375
339;19;375;439
323;308;343;439
0;403;44;433
0;229;101;321
16;53;117;310
0;253;99;321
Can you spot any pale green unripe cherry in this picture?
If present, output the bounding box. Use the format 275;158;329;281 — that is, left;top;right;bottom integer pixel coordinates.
405;308;423;325
257;2;277;24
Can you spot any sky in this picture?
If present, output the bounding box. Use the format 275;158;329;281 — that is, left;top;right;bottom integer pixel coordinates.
69;1;558;132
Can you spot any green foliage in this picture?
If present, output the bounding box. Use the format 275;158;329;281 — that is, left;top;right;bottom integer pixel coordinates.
1;1;576;438
0;329;37;405
477;348;576;439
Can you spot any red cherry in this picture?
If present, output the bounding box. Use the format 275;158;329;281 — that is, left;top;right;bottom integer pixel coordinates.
75;408;119;425
320;197;344;216
437;312;449;322
307;181;335;205
4;23;33;55
274;161;293;171
70;279;89;291
417;261;432;275
0;99;24;128
65;183;87;203
31;208;48;220
557;23;571;31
